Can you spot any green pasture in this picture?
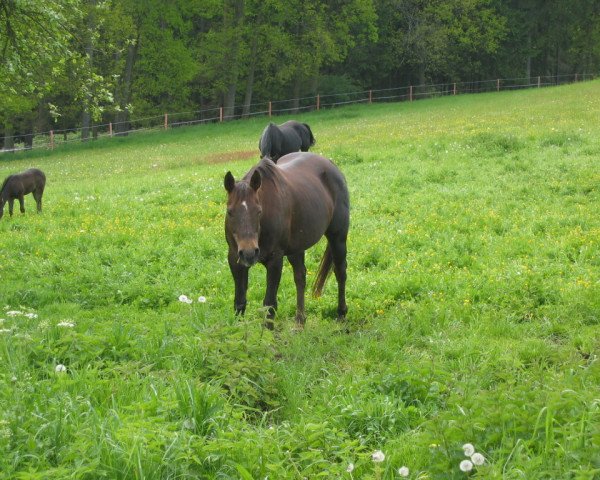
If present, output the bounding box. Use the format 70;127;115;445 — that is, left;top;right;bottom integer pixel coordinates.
1;81;599;479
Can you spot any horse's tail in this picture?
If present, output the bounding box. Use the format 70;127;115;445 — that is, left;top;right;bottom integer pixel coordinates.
259;123;274;158
303;123;316;147
313;243;333;297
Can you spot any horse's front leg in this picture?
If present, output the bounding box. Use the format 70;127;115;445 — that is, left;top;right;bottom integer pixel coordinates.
228;251;249;315
287;252;307;326
18;194;25;214
8;199;14;216
263;256;283;330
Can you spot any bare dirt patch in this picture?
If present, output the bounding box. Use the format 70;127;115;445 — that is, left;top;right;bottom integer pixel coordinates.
204;150;257;164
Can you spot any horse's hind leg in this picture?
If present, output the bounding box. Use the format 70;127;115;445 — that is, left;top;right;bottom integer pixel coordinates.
288;252;307;326
18;194;25;214
33;189;43;212
8;199;14;216
326;231;348;320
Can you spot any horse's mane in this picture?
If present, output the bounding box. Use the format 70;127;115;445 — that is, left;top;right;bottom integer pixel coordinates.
247;157;280;183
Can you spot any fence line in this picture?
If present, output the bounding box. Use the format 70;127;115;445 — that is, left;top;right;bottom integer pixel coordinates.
0;73;595;154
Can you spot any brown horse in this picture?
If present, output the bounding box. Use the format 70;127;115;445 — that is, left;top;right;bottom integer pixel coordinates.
0;168;46;220
224;152;349;328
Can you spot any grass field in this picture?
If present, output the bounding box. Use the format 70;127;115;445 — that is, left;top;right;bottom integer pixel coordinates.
1;81;599;479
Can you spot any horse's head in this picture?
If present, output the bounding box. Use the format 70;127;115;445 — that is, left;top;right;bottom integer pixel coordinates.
224;169;263;267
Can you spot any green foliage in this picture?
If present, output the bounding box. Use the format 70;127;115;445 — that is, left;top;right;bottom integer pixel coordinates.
1;81;600;478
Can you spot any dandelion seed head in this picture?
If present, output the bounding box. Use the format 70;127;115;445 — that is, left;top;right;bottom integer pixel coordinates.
346;463;354;473
471;452;485;465
462;443;475;456
371;450;385;462
55;364;67;373
398;466;410;477
197;296;207;303
459;459;473;472
178;294;192;304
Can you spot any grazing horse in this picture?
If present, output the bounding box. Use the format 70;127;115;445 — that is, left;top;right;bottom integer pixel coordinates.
258;120;316;162
224;152;349;328
0;168;46;220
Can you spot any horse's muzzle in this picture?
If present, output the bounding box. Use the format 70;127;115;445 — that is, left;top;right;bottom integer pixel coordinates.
238;247;260;267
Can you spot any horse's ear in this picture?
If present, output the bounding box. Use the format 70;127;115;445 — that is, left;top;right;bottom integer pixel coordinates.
224;171;235;193
250;170;261;191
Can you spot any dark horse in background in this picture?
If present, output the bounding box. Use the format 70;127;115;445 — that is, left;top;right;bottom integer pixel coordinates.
224;152;349;328
258;120;316;162
0;168;46;219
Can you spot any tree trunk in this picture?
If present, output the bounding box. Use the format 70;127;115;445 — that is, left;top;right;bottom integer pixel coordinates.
81;0;96;142
291;75;301;113
3;120;14;151
241;34;258;118
222;0;244;120
115;37;139;135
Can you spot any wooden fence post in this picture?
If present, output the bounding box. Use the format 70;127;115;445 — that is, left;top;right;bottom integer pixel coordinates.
219;107;223;122
409;85;413;102
49;130;54;150
453;83;457;95
316;94;320;111
268;101;272;118
497;79;500;92
164;113;168;129
537;76;541;88
369;90;372;104
109;122;113;137
575;73;578;82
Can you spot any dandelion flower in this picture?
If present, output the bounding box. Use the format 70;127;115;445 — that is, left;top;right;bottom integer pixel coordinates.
398;466;410;477
346;463;354;473
55;364;67;373
197;296;207;303
462;443;475;457
459;460;473;472
471;453;485;465
178;294;192;304
371;450;385;462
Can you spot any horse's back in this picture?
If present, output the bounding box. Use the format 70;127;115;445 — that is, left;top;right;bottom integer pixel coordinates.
278;152;348;207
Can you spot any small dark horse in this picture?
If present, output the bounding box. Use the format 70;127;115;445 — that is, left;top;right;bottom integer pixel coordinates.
224;152;349;327
0;168;46;220
258;120;316;162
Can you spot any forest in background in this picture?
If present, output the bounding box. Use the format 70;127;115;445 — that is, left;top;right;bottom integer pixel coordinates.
1;0;599;148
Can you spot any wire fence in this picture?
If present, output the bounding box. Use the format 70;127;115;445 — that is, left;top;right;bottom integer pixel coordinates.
0;73;595;154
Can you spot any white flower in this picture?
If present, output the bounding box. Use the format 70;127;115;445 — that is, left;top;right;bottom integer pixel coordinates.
57;321;75;328
55;364;67;373
346;463;354;473
471;452;485;466
371;450;385;462
178;294;192;304
459;460;473;472
462;443;475;457
24;313;38;319
398;466;410;477
6;311;23;316
197;296;207;303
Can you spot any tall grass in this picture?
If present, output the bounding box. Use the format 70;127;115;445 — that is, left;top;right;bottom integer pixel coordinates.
1;81;599;479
